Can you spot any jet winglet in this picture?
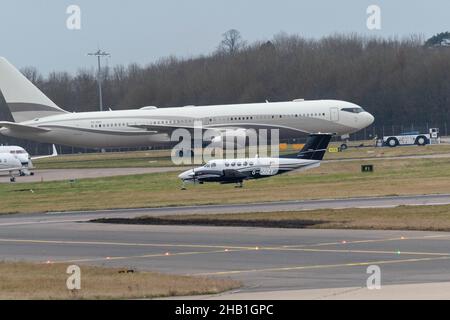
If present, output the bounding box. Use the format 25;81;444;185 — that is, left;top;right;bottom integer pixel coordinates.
31;144;58;161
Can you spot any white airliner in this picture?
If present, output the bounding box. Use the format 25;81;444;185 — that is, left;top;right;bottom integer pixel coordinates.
0;57;374;148
0;145;57;182
179;134;332;188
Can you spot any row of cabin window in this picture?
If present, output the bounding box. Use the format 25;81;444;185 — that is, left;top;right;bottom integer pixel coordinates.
91;123;129;128
90;113;327;128
206;161;254;168
229;113;326;121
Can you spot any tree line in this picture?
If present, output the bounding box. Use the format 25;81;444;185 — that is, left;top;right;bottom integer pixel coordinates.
1;31;450;152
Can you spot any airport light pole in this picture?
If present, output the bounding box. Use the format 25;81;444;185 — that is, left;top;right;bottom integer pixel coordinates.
443;39;450;136
88;50;110;112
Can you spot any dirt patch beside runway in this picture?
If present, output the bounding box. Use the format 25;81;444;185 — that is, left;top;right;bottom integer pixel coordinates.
92;204;450;232
92;217;325;229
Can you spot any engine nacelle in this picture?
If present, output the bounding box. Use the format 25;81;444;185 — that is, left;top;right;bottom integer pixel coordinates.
208;129;249;149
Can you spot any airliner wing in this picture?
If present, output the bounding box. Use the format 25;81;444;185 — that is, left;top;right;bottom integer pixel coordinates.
0;121;50;134
0;167;21;173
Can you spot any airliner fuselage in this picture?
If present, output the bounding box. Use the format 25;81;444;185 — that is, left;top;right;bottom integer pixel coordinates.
0;99;374;148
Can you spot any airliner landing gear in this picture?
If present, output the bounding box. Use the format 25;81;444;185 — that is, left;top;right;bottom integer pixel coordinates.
10;177;16;183
181;181;187;190
340;134;350;151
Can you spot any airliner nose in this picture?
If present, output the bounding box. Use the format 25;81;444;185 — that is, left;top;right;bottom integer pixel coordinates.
357;111;374;128
365;112;375;126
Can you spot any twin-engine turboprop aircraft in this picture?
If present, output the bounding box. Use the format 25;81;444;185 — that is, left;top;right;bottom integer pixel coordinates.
178;133;332;188
0;57;374;149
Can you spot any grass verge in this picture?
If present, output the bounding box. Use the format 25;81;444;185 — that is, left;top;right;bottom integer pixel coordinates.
93;204;450;232
0;261;240;300
3;157;450;214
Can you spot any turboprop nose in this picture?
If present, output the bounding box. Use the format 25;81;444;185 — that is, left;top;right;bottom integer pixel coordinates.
178;170;194;180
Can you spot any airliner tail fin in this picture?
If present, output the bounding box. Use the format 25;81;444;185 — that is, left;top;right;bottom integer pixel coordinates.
0;57;68;122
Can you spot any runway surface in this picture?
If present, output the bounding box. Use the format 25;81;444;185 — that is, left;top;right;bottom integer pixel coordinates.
44;193;450;217
1;195;450;298
0;167;181;183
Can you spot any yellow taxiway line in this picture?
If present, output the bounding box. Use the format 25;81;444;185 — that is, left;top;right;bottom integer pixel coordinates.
193;256;450;276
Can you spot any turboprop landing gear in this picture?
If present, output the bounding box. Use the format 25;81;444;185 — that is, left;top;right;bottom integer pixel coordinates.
235;181;243;188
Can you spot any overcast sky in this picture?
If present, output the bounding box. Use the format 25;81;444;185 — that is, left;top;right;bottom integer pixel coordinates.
1;0;449;74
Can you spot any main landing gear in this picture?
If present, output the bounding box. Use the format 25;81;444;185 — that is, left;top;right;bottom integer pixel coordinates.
235;181;243;188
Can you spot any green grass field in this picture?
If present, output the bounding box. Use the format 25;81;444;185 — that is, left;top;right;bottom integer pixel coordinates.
2;155;450;214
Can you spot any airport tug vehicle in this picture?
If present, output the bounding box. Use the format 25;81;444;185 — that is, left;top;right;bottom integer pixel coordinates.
382;128;440;147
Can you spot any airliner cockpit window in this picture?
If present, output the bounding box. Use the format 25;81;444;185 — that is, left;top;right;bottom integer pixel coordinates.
341;107;364;113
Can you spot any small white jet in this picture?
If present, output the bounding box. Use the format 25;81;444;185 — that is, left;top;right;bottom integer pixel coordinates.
178;133;332;189
0;145;57;182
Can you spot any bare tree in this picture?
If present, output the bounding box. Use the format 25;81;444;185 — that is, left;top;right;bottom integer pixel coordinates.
218;29;246;54
20;67;42;84
4;32;450;154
